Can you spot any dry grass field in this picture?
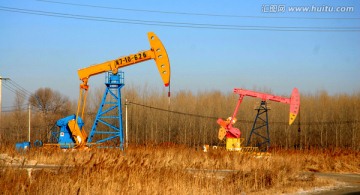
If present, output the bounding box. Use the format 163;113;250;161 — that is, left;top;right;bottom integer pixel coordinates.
1;145;359;194
1;87;359;194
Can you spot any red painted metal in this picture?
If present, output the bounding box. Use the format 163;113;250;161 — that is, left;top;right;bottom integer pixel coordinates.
217;88;300;139
233;88;291;104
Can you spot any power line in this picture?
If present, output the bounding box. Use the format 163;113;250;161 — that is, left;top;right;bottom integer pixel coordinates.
128;101;219;120
8;80;33;97
2;79;31;99
1;106;29;113
0;6;359;32
2;82;28;99
36;0;360;20
128;101;360;125
1;79;35;112
1;104;27;109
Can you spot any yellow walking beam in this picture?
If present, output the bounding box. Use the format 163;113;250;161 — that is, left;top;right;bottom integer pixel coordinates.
77;32;170;89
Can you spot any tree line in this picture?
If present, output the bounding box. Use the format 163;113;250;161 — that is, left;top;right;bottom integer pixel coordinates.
1;86;359;150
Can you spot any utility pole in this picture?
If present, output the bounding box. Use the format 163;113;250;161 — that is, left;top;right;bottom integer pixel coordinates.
0;76;1;143
0;76;2;118
28;104;31;142
125;99;128;148
0;77;10;142
167;86;171;142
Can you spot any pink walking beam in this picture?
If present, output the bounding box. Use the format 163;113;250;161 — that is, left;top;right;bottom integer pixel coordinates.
232;88;300;125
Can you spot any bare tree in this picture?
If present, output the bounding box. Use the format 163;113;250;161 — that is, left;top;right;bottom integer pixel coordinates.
14;91;27;139
29;88;71;115
28;88;72;140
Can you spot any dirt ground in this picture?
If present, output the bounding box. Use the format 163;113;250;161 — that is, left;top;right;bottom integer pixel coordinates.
303;173;360;195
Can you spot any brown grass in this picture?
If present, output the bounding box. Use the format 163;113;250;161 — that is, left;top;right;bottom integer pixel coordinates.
1;145;358;194
1;66;359;194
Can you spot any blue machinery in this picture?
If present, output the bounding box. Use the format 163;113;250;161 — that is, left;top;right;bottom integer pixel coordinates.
53;115;85;149
46;72;125;149
87;72;125;149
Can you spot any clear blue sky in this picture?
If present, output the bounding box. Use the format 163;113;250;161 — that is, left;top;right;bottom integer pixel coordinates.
1;0;359;109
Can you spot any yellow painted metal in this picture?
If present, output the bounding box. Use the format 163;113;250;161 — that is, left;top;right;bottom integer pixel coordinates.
77;50;152;87
71;32;170;148
76;88;87;123
225;138;264;155
147;32;170;87
80;89;88;120
68;120;87;146
226;138;244;151
289;88;300;125
77;32;170;88
289;112;297;125
218;127;227;140
74;88;88;143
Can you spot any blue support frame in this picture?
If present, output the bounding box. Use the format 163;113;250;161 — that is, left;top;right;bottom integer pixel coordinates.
246;101;270;151
87;72;125;149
